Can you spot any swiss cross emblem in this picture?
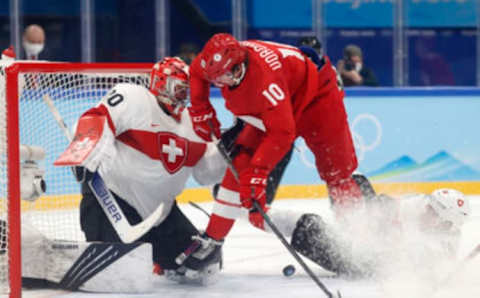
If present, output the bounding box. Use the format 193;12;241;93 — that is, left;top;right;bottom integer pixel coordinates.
457;199;464;207
158;133;188;174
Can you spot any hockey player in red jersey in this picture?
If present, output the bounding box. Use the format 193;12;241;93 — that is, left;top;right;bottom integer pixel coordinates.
180;33;368;270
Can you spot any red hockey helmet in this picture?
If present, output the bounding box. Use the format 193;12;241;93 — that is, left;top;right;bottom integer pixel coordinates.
200;33;246;86
150;57;189;107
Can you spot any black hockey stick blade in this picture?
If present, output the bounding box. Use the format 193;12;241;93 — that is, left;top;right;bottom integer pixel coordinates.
252;200;341;298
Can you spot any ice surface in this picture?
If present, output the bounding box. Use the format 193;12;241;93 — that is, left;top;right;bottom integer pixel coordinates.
14;196;480;298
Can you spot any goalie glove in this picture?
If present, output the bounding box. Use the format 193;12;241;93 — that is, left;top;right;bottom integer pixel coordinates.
55;115;116;172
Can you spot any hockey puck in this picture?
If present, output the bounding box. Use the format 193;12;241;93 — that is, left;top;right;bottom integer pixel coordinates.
282;264;296;277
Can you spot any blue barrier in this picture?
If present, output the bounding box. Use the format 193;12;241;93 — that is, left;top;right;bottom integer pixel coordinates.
203;87;480;187
30;86;480;194
210;87;480;98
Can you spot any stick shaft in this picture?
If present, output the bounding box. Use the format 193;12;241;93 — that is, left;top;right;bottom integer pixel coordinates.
42;94;73;141
253;201;335;297
213;123;340;297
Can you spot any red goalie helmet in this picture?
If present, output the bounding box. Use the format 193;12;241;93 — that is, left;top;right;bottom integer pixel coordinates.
200;33;246;86
150;57;189;107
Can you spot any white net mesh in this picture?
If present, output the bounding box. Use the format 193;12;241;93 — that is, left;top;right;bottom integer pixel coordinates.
0;61;151;295
0;61;10;294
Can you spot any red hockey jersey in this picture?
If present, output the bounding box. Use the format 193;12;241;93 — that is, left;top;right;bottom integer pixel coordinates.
190;40;341;171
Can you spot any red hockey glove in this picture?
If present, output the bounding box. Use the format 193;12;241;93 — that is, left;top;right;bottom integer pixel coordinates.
188;106;221;142
239;167;269;210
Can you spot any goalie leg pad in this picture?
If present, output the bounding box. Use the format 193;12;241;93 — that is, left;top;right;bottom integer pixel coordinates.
291;213;371;278
21;221;155;293
56;242;149;291
81;191;198;270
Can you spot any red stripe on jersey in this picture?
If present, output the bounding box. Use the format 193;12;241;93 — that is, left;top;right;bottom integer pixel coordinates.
117;130;206;173
214;198;242;208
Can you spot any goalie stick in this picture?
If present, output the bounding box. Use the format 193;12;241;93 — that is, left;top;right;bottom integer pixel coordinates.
43;94;164;243
210;132;340;298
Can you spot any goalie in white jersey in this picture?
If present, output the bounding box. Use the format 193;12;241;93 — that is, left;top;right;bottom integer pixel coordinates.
66;57;226;282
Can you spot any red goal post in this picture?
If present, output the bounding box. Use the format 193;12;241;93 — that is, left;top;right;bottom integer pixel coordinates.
0;61;153;298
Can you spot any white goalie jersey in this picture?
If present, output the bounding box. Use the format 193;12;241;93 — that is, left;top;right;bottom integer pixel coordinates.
83;83;226;223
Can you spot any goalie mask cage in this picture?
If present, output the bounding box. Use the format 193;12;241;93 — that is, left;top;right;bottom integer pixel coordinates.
0;61;153;297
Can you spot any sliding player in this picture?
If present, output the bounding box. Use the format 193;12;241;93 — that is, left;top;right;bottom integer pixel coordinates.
291;188;471;277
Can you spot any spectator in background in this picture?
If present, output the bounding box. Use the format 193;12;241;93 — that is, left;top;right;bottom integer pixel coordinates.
177;42;199;65
337;44;378;87
23;24;45;60
413;38;454;86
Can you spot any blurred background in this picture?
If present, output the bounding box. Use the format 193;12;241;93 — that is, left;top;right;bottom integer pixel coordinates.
3;0;480;197
1;0;478;87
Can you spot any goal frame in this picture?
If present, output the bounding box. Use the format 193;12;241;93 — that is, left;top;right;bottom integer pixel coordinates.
4;62;153;298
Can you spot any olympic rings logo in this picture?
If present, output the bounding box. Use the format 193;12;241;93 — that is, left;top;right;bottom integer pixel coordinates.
297;113;383;168
351;113;382;162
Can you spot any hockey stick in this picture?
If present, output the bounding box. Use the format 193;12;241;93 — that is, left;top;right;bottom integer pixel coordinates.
188;201;211;218
207;121;239;180
253;201;340;298
210;132;340;297
214;134;239;180
43;94;164;243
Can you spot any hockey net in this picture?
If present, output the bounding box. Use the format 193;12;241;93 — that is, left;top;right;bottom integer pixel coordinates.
0;61;152;297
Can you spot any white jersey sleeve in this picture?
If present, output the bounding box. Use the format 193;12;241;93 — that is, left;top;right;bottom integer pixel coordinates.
175;107;227;186
192;142;227;185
